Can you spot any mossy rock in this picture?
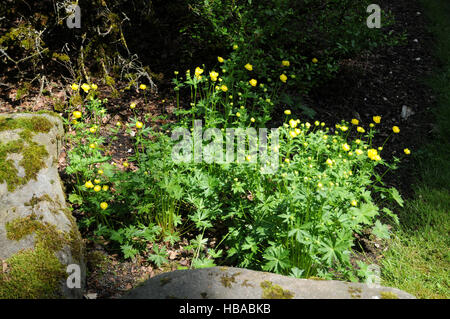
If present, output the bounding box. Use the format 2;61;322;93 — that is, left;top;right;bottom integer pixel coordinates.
122;267;416;299
0;113;85;299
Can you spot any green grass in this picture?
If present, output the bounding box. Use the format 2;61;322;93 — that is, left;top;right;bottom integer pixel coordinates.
380;0;450;299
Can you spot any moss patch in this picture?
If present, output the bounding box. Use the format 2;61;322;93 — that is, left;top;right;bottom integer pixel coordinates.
25;194;54;208
0;244;66;298
0;116;54;133
220;272;241;288
380;291;399;299
348;286;362;299
0;115;54;192
0;213;81;298
260;280;294;299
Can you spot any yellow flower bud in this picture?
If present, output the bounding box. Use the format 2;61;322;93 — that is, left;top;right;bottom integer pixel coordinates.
373;116;381;124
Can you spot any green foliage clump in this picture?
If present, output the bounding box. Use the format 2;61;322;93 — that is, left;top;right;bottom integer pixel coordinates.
67;86;406;280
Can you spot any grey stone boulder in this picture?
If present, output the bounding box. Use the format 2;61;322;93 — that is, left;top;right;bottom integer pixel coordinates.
123;267;415;299
0;113;85;299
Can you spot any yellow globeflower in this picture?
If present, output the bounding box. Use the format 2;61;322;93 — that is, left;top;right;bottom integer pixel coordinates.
91;83;98;90
139;84;147;90
357;126;365;133
404;148;411;155
284;109;291;115
233;44;238;50
245;155;251;162
195;67;204;78
351;119;359;125
312;58;318;63
342;144;350;152
98;169;104;175
123;162;129;168
72;120;78;125
81;83;90;93
282;60;290;67
340;126;348;132
116;121;122;127
71;83;79;91
85;181;94;188
73;111;82;119
355;139;361;144
249;79;257;87
94;179;101;184
280;74;288;83
89;127;97;133
102;185;109;191
94;185;101;192
351;200;357;207
284;158;290;163
236;112;241;117
218;56;224;63
326;158;333;166
89;143;96;149
289;119;297;128
295;128;301;135
220;85;228;92
100;202;108;210
136;121;143;129
244;63;253;71
367;148;378;160
130;102;136;109
355;149;363;155
373;116;381;124
209;71;219;82
289;131;297;138
250;117;256;123
393;126;400;133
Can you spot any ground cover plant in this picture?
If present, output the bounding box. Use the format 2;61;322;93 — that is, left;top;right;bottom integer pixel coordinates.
65;57;410;282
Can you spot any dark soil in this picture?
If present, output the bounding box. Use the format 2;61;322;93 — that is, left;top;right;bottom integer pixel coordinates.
0;0;438;298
